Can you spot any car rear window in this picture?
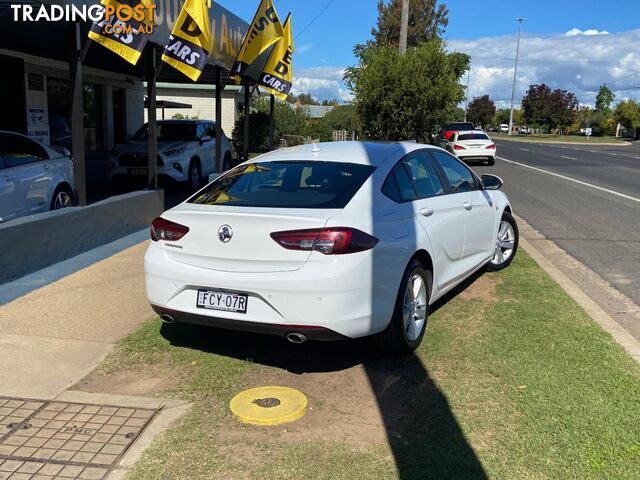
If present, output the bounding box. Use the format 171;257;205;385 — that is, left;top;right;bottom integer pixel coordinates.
457;133;489;141
188;161;376;209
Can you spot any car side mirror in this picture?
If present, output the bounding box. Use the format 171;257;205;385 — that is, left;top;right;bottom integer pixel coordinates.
200;135;212;144
481;174;503;190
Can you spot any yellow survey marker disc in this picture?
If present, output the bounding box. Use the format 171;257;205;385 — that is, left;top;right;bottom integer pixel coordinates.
230;386;308;426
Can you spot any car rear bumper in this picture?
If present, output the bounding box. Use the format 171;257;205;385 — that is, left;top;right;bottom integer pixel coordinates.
144;243;393;340
151;305;347;341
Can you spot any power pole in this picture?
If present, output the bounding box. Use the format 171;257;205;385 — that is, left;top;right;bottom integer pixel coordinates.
464;68;471;122
399;0;409;55
508;17;524;136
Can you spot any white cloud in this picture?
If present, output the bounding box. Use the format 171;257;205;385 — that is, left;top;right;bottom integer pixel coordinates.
449;28;640;108
291;67;353;102
296;43;315;54
565;28;610;37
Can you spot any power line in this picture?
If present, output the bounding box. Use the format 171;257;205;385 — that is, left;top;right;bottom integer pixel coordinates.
295;0;335;40
467;55;640;65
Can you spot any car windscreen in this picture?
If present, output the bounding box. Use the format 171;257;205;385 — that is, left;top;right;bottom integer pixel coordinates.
457;133;489;141
188;161;376;209
132;123;196;141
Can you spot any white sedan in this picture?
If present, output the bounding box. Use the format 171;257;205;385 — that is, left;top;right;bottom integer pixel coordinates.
0;131;74;224
441;130;496;165
145;142;518;353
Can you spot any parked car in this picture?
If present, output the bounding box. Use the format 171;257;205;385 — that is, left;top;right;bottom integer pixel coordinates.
0;131;74;224
438;121;477;141
108;120;232;190
145;141;518;353
518;126;531;135
499;124;509;133
48;116;73;152
439;130;496;165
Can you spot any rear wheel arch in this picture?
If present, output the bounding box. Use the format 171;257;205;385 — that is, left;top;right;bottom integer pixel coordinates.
411;249;433;276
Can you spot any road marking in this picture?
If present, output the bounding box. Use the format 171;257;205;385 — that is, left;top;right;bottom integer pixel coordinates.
609;153;618;156
590;150;598;153
497;156;640;204
520;148;530;152
561;155;577;160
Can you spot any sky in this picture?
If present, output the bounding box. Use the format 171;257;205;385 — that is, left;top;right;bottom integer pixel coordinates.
217;0;640;106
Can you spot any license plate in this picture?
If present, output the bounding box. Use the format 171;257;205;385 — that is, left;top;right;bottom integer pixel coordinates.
129;168;147;176
196;290;248;313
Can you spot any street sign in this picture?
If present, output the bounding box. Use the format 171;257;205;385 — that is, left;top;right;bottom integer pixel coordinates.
585;127;593;136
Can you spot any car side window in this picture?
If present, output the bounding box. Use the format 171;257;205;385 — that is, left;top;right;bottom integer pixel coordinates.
0;134;48;167
206;123;216;137
382;163;417;203
430;150;478;193
401;151;444;199
196;124;208;139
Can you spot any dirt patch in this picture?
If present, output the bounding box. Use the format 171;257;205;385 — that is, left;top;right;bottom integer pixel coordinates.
459;274;503;303
73;364;186;397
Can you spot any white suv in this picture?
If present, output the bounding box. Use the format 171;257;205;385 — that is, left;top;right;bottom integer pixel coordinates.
108;120;232;190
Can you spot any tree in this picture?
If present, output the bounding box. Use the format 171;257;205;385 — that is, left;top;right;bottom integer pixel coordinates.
345;41;469;142
595;84;615;113
371;0;448;48
522;84;577;133
614;100;640;130
466;95;496;128
286;93;320;105
322;104;361;134
522;84;553;131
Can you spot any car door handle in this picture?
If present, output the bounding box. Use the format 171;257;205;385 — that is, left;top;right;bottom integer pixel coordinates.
420;208;435;217
463;202;472;211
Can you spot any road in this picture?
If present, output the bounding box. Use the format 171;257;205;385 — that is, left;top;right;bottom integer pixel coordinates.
473;139;640;306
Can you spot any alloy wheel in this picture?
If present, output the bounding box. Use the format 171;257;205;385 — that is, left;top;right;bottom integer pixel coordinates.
491;220;516;266
54;191;72;210
402;273;427;342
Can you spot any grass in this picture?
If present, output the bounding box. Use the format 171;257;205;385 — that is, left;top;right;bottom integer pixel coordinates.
99;252;640;479
491;132;628;145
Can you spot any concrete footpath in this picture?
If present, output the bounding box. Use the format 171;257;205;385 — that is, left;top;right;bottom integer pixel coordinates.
0;241;154;398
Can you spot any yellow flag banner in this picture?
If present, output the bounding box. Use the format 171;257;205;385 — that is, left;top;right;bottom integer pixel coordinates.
258;14;293;100
231;0;284;80
161;0;212;82
88;0;155;66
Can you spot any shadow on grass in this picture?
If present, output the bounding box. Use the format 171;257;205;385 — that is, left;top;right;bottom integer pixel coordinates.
159;270;488;479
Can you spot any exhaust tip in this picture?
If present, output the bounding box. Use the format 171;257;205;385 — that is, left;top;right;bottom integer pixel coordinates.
286;332;307;344
160;314;175;324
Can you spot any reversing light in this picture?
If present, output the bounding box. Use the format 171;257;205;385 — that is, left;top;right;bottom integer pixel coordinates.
270;228;379;255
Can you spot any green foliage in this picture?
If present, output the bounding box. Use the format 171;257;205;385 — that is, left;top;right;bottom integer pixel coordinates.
231;111;272;155
466;95;496;128
522;84;578;132
371;0;449;48
322;105;361;134
614;100;640;130
345;41;469;142
286;93;320;105
595;84;615;113
171;113;200;120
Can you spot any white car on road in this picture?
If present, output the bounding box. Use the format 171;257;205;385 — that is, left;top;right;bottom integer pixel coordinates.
108;120;232;190
441;130;496;165
0;131;74;224
145;142;518;352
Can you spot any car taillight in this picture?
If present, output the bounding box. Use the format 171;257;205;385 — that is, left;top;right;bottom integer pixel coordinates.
151;217;190;242
270;228;379;255
453;144;466;150
486;144;496;149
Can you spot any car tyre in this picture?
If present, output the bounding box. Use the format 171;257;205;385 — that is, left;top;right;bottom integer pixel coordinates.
187;160;202;191
487;158;495;166
374;260;431;354
50;185;73;210
487;211;519;271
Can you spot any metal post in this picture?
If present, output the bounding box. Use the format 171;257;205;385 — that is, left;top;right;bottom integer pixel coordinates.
215;66;223;172
399;0;409;55
508;18;524;136
69;21;86;206
146;45;157;190
269;94;275;150
464;68;471;122
243;78;250;161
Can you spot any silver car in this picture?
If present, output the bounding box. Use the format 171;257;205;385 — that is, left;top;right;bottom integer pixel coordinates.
108;120;233;190
0;131;74;224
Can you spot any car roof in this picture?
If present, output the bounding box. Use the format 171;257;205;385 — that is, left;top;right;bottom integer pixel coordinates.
250;141;436;167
